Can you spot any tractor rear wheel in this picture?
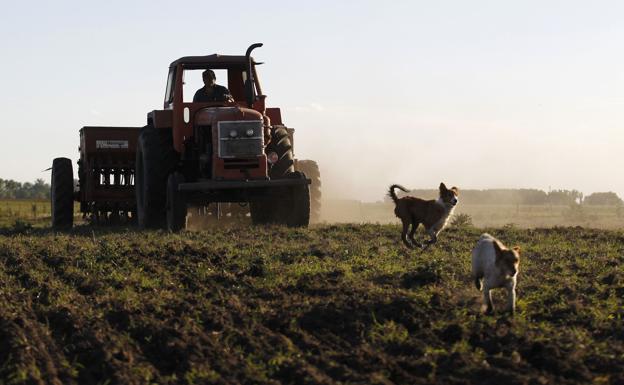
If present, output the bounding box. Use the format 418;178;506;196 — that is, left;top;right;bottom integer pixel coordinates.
51;157;74;230
295;160;321;222
135;126;176;229
166;172;187;232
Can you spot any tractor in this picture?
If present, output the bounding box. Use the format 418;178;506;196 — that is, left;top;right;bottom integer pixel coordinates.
50;43;321;230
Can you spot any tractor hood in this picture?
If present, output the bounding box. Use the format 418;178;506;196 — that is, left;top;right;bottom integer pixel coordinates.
194;106;263;126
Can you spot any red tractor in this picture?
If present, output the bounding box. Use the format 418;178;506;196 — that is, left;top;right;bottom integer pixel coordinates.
51;44;321;230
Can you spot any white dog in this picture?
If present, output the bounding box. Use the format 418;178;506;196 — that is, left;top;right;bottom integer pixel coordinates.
471;233;521;314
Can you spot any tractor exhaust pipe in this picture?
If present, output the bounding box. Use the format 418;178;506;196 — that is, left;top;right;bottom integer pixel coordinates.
245;43;263;108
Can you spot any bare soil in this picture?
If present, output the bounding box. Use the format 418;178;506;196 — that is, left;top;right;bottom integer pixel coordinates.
0;224;622;384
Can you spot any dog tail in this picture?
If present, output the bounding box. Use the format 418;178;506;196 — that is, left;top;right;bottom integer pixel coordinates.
388;184;409;204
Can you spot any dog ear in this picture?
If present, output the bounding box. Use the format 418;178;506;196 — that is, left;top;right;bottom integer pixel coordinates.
493;240;504;260
451;186;459;194
512;246;521;255
439;182;447;192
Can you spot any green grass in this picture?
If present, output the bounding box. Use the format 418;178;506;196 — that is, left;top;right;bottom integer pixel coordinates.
0;223;622;384
5;197;624;230
0;199;50;225
322;200;624;229
0;199;81;227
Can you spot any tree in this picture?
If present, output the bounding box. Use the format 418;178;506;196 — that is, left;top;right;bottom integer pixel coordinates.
547;189;582;205
583;192;623;206
0;178;51;199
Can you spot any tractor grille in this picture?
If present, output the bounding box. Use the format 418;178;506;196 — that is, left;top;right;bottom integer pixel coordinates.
223;159;260;169
218;120;264;158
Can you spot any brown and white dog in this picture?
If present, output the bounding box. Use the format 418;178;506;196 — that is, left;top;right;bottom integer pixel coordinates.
471;233;521;314
388;183;459;249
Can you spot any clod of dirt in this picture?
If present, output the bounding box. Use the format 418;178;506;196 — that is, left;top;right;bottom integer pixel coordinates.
246;258;266;277
600;272;618;285
400;268;441;288
437;323;464;344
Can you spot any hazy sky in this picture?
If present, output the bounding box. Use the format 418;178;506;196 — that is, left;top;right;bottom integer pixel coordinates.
0;0;622;201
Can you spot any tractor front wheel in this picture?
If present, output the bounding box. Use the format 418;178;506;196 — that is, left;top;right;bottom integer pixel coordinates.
250;200;275;224
251;127;309;227
285;171;310;227
51;157;74;230
267;126;294;178
270;171;310;227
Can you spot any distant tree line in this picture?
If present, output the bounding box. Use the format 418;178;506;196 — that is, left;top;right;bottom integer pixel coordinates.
2;178;623;206
583;192;623;206
0;178;50;199
389;188;623;206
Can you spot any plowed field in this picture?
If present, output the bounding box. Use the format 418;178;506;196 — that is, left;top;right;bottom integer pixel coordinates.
0;225;622;384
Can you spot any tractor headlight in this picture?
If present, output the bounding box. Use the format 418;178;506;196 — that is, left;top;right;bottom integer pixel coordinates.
229;129;238;138
246;128;254;137
267;151;279;164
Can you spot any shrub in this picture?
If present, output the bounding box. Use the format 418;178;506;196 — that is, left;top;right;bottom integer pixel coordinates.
451;213;473;228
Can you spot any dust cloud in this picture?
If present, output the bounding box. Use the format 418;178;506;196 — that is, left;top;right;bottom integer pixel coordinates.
285;104;623;227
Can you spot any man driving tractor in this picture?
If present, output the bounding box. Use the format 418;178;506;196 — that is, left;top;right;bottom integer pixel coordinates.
192;69;233;102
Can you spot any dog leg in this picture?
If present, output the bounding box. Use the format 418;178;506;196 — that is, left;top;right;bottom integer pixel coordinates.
408;221;423;248
425;229;437;246
474;276;482;291
482;285;494;314
401;220;413;249
506;281;516;315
